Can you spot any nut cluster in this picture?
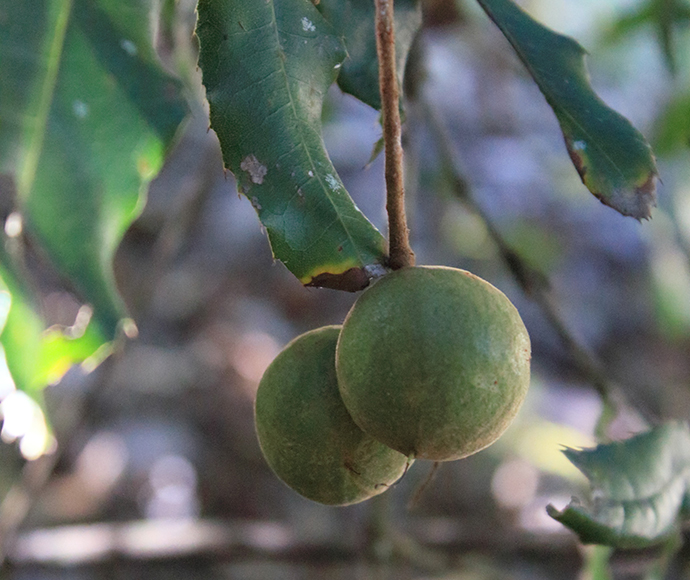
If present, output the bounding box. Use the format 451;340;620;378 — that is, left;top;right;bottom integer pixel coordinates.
255;266;531;505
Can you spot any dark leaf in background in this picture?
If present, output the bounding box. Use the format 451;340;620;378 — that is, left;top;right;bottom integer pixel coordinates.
476;0;659;220
316;0;422;111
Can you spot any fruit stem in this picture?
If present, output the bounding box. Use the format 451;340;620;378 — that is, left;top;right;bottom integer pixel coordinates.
375;0;415;270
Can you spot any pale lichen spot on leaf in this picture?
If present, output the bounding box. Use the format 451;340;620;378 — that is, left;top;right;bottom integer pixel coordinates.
572;140;587;151
307;170;314;177
241;155;268;184
120;39;137;56
325;174;341;192
301;17;316;32
565;137;587;179
251;197;263;211
72;100;89;119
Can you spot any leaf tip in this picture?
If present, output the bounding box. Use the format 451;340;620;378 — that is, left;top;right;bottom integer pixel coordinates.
560;444;583;463
633;171;659;221
608;171;658;221
565;138;659;220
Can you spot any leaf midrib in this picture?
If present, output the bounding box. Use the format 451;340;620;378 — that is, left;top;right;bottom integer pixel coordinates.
267;1;373;268
18;0;73;200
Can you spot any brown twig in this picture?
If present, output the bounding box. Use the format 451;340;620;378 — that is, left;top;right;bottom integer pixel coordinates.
375;0;415;270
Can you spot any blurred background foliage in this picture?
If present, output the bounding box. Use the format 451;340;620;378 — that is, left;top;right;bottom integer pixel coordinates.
1;0;690;578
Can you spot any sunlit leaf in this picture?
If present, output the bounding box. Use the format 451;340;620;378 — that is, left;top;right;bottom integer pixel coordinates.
0;265;44;395
316;0;422;111
476;0;659;220
0;0;188;337
547;422;690;548
196;0;387;291
0;258;105;396
34;324;105;390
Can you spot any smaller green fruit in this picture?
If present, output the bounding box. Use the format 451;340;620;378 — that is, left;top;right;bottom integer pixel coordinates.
255;326;410;506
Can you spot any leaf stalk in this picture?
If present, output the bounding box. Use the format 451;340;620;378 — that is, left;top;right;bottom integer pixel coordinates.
375;0;415;269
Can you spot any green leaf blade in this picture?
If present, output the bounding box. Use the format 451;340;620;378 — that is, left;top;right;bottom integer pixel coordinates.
196;0;387;290
316;0;422;111
0;266;45;396
476;0;659;220
547;422;690;548
0;258;106;397
0;0;188;338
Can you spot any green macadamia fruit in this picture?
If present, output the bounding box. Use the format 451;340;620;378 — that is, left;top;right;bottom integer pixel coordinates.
255;325;410;506
336;266;531;462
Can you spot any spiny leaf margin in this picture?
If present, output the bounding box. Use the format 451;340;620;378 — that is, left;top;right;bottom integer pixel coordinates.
547;421;690;548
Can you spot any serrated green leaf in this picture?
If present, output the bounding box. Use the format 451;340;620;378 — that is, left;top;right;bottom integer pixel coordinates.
475;0;659;220
0;0;188;337
196;0;387;291
316;0;422;111
547;422;690;548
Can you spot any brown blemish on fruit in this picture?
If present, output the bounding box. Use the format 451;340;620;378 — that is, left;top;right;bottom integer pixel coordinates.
343;459;361;476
